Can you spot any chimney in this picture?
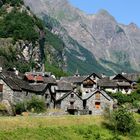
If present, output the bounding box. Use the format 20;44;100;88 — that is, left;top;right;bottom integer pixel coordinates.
0;67;2;73
42;63;45;72
15;70;19;76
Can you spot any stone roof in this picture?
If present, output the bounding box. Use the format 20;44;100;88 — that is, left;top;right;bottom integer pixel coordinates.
98;78;118;88
117;82;131;87
82;90;112;101
25;71;52;77
0;74;22;91
43;77;56;84
10;76;48;93
56;81;73;91
30;84;48;93
89;72;102;79
56;91;82;102
112;74;131;82
60;76;88;84
11;77;33;91
0;70;49;93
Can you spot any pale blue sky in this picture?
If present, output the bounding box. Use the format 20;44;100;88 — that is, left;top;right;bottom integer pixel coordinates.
68;0;140;27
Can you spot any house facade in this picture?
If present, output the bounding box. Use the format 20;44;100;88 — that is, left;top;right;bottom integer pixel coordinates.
0;70;55;108
56;91;83;115
112;74;132;94
83;90;114;115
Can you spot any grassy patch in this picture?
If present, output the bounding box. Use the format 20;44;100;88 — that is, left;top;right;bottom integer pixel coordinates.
0;115;139;140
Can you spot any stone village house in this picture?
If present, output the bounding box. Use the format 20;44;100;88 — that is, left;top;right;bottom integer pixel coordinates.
56;91;83;115
55;90;114;115
0;69;56;109
82;90;114;115
2;67;140;116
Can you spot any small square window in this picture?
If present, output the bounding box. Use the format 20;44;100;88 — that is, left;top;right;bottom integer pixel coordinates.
70;102;74;105
71;94;74;98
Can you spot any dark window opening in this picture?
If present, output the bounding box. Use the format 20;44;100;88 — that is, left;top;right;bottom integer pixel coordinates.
0;84;3;92
95;102;101;109
71;94;74;98
46;103;50;108
70;102;74;105
89;110;92;115
83;100;86;109
45;94;48;99
25;92;28;96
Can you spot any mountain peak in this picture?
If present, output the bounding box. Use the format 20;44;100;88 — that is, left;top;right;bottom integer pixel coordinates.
24;0;140;74
97;9;110;15
96;9;116;20
128;22;139;28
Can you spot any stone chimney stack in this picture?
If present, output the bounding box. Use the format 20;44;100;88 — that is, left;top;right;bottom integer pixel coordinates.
0;67;2;73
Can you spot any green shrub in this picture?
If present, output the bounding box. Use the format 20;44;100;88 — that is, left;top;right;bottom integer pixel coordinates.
15;102;26;114
2;0;23;7
109;92;131;105
0;9;39;42
0;103;6;111
110;107;136;134
27;97;46;113
0;103;8;116
15;97;46;114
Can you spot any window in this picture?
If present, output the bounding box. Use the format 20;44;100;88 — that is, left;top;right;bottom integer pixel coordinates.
70;102;74;105
86;91;89;93
95;92;100;100
89;110;92;115
0;84;3;92
71;94;74;98
45;94;48;99
25;92;28;96
95;102;100;109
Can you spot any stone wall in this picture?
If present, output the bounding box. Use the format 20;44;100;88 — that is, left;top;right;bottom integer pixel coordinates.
57;92;83;114
86;91;113;115
56;91;68;100
0;79;14;103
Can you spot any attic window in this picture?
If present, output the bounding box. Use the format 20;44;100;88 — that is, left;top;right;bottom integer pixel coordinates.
95;92;100;100
71;94;74;98
0;84;3;92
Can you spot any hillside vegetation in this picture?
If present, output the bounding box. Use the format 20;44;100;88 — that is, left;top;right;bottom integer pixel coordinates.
0;0;68;77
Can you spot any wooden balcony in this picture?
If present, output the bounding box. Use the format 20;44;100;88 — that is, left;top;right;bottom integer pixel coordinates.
67;105;79;110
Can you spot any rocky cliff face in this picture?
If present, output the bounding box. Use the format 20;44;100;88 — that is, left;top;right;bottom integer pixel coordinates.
24;0;140;74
